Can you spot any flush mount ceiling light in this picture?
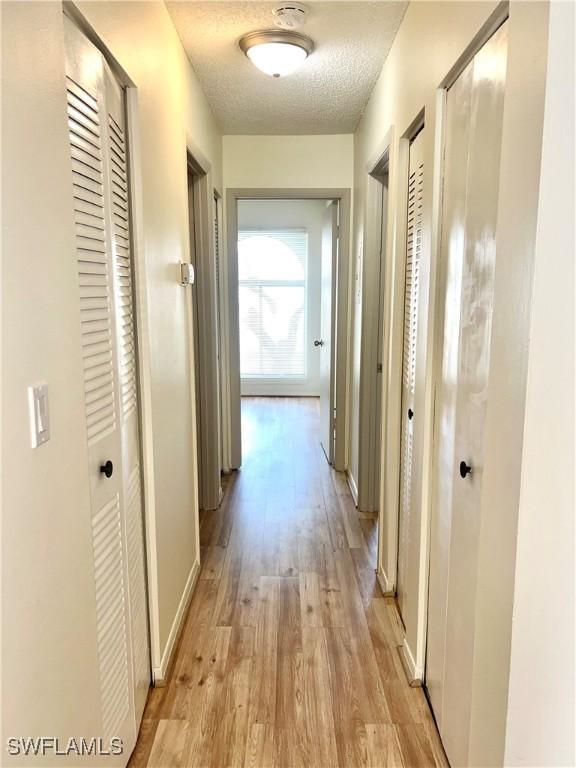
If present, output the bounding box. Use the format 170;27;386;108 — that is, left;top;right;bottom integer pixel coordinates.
239;29;314;78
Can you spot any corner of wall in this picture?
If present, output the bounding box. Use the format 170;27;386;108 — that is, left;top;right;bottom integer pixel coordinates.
153;558;200;686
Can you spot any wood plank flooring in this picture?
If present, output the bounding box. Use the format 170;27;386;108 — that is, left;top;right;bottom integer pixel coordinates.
129;397;448;768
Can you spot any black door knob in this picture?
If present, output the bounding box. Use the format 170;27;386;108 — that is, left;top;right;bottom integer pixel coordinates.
314;340;324;347
408;408;414;420
459;460;472;479
100;460;114;479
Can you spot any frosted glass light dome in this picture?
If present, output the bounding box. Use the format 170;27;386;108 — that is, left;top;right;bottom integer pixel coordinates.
239;31;314;78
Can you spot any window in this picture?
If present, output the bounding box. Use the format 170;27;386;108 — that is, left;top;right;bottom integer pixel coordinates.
238;229;308;379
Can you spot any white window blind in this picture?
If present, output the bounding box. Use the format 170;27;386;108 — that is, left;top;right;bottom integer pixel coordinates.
238;229;308;379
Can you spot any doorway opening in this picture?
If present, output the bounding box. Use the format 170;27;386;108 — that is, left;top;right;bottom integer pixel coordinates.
225;189;351;472
357;151;390;512
187;155;222;511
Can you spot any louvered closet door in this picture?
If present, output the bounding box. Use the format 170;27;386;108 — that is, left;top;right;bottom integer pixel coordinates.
397;129;425;619
64;16;148;756
103;63;150;726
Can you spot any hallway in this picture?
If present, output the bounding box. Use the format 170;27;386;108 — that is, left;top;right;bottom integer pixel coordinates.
131;398;447;768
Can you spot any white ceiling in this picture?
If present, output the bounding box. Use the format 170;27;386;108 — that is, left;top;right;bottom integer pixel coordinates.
166;1;408;134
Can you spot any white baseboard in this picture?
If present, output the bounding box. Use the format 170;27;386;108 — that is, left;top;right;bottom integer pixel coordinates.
346;470;359;505
377;566;395;596
400;637;423;687
152;558;200;686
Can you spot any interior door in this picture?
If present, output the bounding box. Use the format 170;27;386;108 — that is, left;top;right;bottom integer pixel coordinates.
425;21;508;767
319;200;338;463
64;17;134;753
103;61;150;726
397;129;425;618
64;15;149;751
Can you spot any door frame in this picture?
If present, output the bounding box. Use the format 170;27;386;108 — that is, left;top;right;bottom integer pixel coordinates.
357;136;391;512
376;113;426;602
62;0;161;692
214;189;229;474
187;145;222;511
225;188;352;472
63;0;157;701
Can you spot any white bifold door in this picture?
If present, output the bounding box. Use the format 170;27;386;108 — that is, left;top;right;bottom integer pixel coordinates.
397;129;425;619
64;14;150;756
425;21;508;768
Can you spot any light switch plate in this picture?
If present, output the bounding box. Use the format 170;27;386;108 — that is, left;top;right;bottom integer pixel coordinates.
28;383;50;448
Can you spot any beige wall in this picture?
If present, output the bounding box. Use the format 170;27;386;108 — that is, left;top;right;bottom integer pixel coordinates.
504;2;575;764
223;134;353;190
2;2;222;753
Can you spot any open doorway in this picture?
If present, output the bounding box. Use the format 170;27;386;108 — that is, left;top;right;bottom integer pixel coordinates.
187;155;222;511
225;190;350;471
357;150;390;512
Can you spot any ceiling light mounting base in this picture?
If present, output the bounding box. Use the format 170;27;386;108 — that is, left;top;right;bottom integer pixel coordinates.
273;3;309;30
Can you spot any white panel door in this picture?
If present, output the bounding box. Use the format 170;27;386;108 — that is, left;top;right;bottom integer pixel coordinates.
397;129;424;618
319;201;338;463
425;21;508;767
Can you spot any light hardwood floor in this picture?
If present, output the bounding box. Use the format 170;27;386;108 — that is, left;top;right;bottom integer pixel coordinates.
129;397;448;768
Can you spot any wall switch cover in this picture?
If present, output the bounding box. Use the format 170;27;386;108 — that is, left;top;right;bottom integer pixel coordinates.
28;383;50;448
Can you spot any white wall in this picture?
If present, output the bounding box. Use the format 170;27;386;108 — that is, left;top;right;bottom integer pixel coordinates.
223;134;353;190
2;0;222;755
504;3;575;764
237;200;325;397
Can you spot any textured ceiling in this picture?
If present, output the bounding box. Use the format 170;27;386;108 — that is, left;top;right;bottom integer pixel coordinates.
166;1;408;134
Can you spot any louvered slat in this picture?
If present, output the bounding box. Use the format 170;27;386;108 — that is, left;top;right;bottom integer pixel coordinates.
67;76;116;447
91;495;130;739
108;113;137;422
402;162;424;396
125;465;149;696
